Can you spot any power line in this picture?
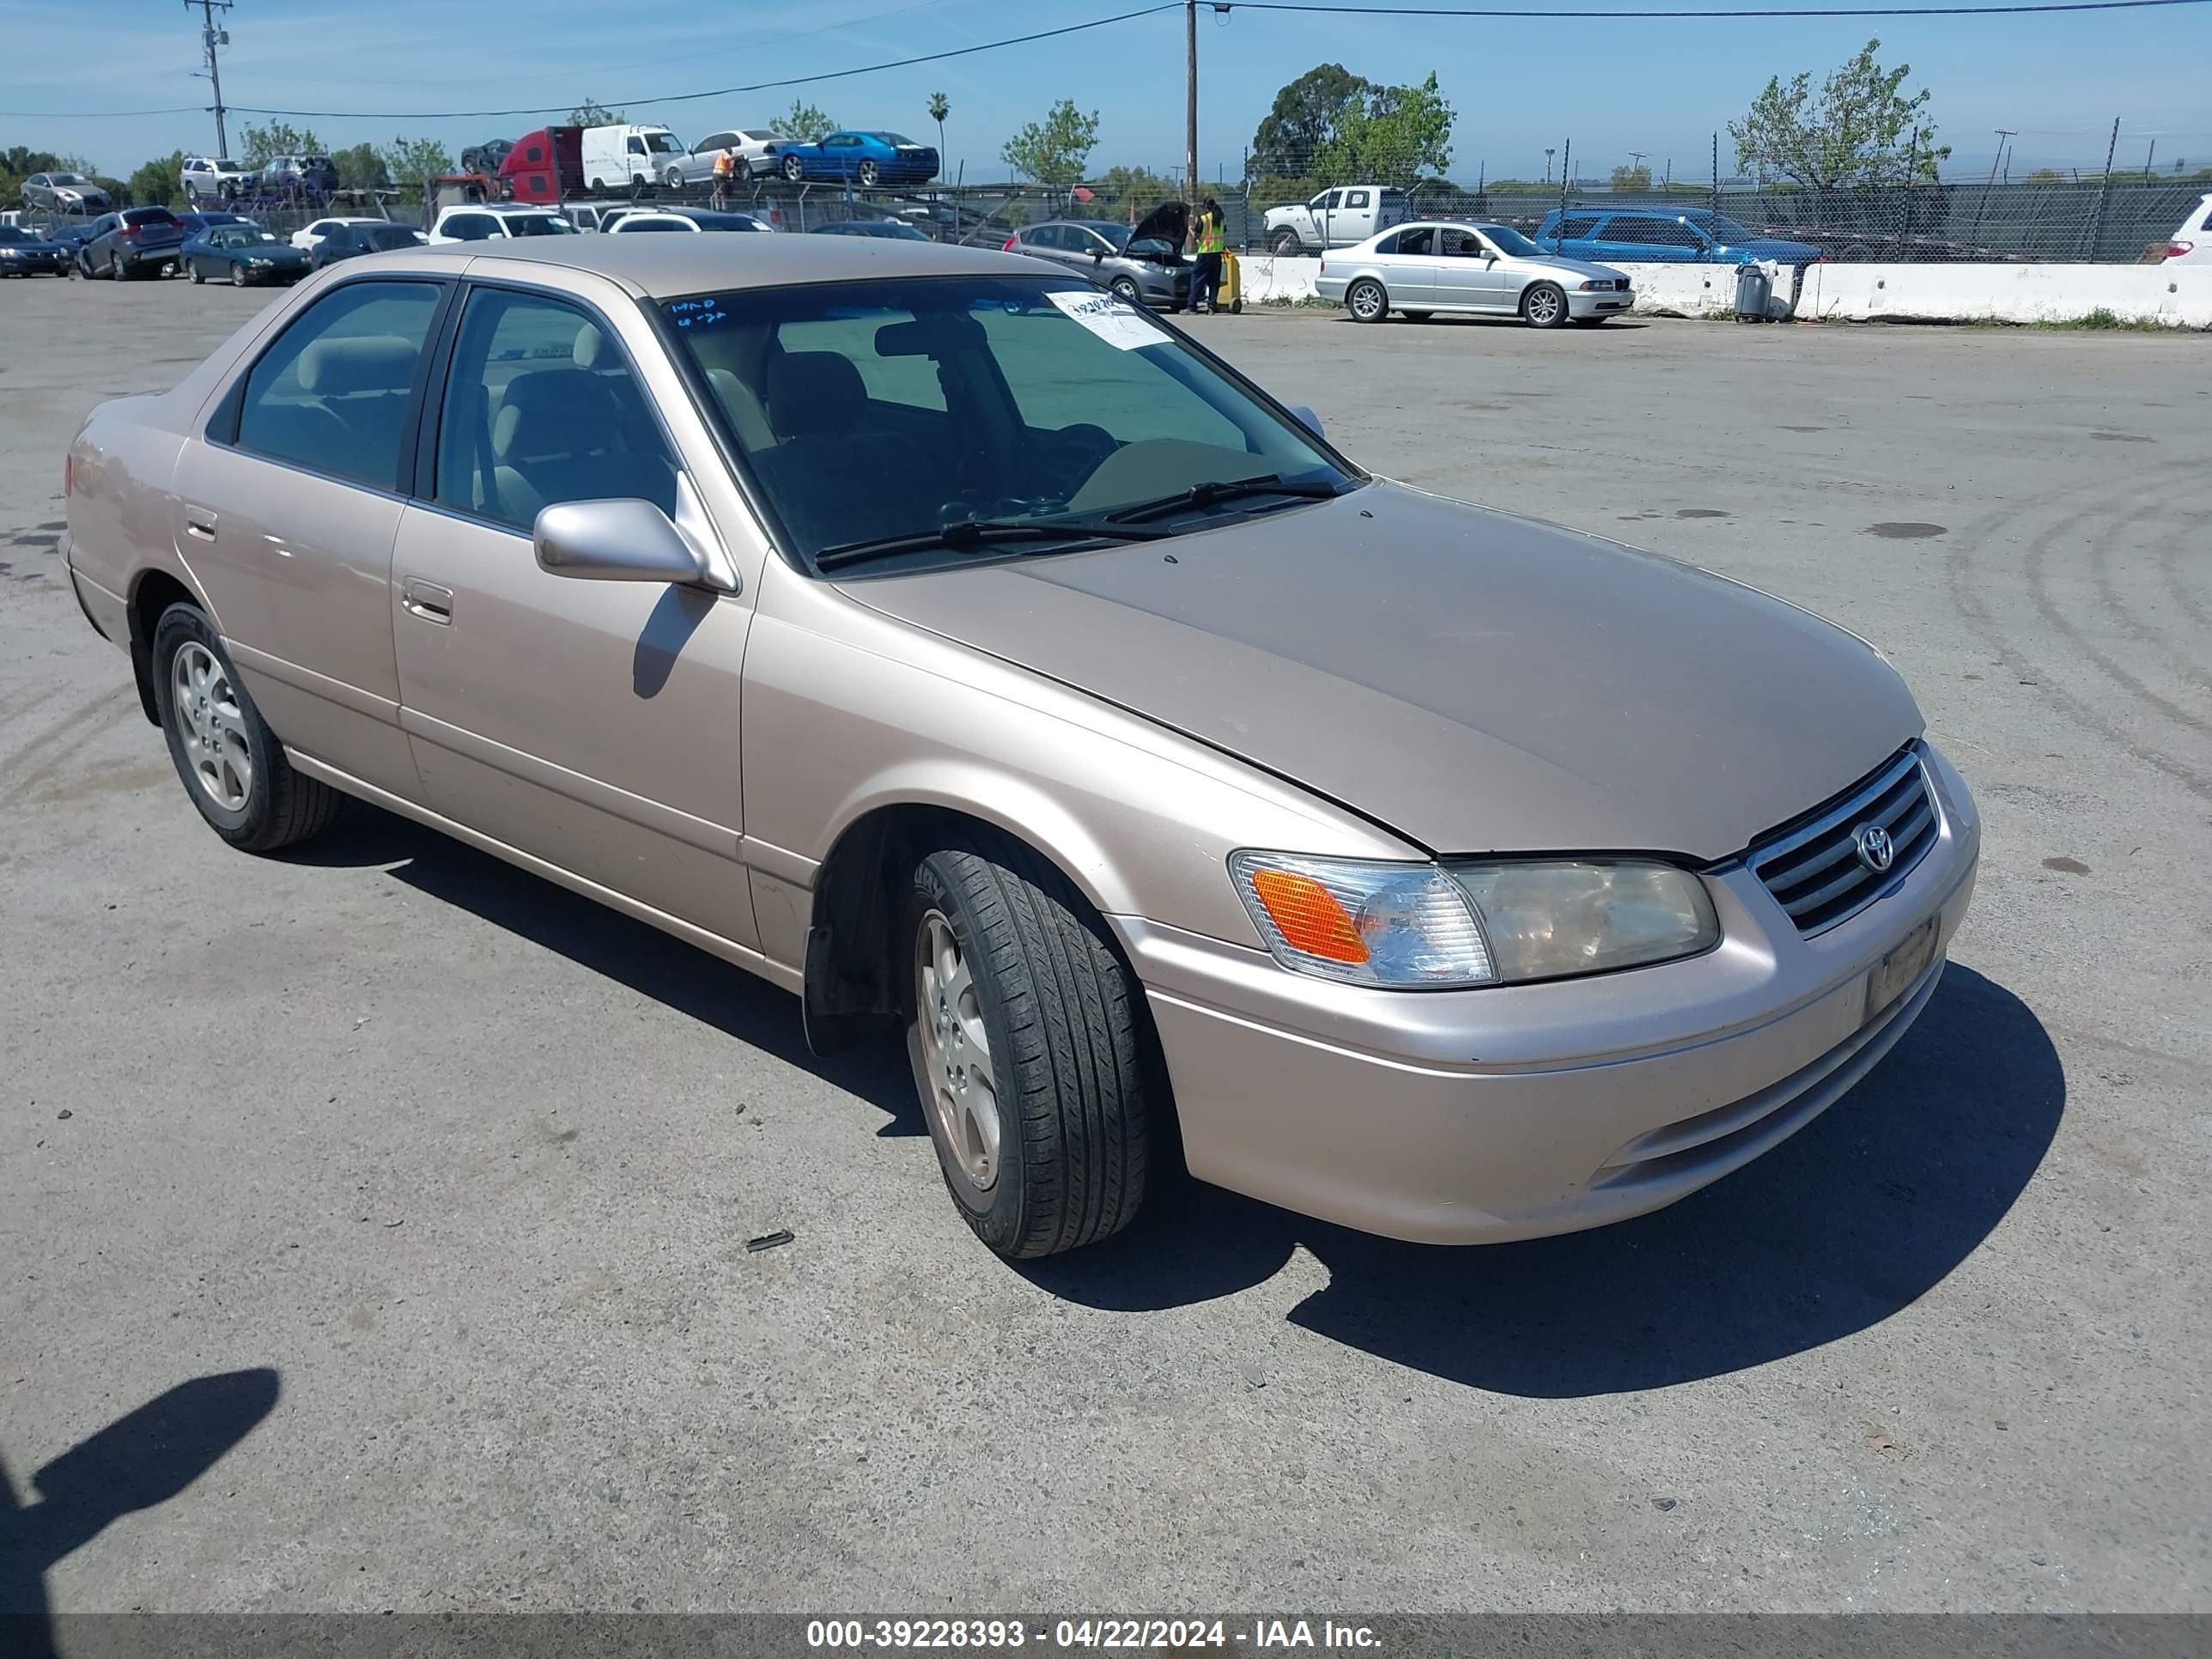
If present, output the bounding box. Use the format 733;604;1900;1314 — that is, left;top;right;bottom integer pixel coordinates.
1232;0;2205;12
3;0;2204;122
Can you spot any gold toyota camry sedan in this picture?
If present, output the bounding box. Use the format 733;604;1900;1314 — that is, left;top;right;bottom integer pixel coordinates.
63;236;1978;1258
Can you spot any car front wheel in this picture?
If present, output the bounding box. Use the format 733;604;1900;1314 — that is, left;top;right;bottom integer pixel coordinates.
231;264;248;287
781;155;805;181
1346;277;1389;323
1522;281;1570;329
857;160;880;187
1109;274;1141;305
904;833;1152;1259
152;605;341;852
188;261;204;284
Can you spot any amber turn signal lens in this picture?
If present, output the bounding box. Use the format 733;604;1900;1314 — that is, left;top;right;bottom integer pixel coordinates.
1249;868;1370;964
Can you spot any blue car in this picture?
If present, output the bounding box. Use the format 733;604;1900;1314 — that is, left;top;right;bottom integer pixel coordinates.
1533;206;1822;264
771;131;939;189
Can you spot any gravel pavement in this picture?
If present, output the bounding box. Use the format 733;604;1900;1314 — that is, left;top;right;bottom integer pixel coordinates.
3;277;2207;1618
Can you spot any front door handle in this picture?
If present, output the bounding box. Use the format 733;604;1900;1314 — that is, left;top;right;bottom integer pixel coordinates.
184;506;217;543
401;577;454;624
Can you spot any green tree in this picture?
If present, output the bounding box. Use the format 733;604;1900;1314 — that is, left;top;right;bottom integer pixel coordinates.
567;99;626;127
773;101;838;142
1249;64;1372;185
239;121;326;167
125;150;189;208
380;136;453;188
1609;162;1653;191
927;91;950;161
1002;99;1100;189
1729;38;1948;190
2026;167;2063;184
1088;164;1179;217
1318;73;1455;187
331;142;390;191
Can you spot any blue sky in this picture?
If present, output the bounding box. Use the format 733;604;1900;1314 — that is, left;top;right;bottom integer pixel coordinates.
3;0;2208;185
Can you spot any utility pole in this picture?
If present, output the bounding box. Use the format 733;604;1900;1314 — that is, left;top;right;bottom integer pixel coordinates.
1185;0;1198;204
1544;147;1554;185
2085;115;2120;260
2142;139;2155;180
1994;128;2016;184
1627;149;1647;182
186;0;234;159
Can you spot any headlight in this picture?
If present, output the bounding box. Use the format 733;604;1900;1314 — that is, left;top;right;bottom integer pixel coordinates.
1230;852;1717;988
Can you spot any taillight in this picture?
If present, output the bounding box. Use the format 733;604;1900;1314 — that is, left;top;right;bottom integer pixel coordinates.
2167;241;2195;259
120;226;138;240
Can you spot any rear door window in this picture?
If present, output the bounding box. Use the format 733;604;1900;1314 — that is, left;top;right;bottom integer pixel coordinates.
1555;216;1601;239
234;281;441;489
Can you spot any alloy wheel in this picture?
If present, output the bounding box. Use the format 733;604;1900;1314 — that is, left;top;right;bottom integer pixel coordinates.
170;641;252;812
913;908;1000;1199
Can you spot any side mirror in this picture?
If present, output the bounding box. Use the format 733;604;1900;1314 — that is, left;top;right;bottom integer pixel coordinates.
1091;247;1103;263
1287;404;1324;441
534;498;731;590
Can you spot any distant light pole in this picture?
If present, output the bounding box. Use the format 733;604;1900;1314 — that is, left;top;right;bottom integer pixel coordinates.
1544;148;1555;185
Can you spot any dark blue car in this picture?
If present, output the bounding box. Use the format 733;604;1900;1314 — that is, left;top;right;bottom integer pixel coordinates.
1534;207;1821;264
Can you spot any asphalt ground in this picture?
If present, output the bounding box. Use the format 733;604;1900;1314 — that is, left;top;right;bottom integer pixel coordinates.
3;274;2208;1620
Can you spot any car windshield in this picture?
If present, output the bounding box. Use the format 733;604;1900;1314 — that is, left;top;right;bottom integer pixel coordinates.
504;215;574;235
664;275;1356;572
645;131;682;154
50;173;86;185
1477;223;1545;258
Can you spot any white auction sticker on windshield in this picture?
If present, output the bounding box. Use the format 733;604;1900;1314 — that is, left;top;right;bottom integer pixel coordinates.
1046;288;1164;349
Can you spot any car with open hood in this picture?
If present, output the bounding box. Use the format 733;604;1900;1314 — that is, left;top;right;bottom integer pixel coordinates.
60;234;1977;1261
1006;203;1192;309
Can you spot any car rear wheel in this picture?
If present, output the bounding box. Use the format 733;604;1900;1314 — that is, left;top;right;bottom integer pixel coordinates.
1522;281;1570;329
1346;277;1389;323
1269;228;1303;256
1109;274;1141;305
904;832;1152;1259
781;154;805;181
152;605;341;853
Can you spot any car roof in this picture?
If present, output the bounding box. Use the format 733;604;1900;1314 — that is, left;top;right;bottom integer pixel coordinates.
356;234;1040;296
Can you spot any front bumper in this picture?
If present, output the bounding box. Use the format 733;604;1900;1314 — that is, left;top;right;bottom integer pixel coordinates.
1116;746;1980;1245
1566;285;1635;318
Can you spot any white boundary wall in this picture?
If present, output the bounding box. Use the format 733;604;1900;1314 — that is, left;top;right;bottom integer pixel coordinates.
1236;254;2212;327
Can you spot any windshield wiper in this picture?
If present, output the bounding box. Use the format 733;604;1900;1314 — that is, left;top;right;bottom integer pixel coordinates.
816;517;1170;573
1104;473;1348;525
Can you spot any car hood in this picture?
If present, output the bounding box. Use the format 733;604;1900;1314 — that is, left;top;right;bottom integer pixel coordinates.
837;483;1923;860
1519;252;1628;281
1130;201;1189;246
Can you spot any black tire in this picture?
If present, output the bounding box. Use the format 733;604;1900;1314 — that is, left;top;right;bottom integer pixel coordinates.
189;261;204;284
664;166;684;190
781;154;805;182
904;830;1151;1258
588;176;605;193
1346;277;1389;324
1522;280;1571;329
151;604;341;853
857;159;880;188
231;263;247;288
1109;274;1141;305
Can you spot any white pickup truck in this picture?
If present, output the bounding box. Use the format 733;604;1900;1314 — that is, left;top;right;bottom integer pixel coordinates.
1264;185;1413;254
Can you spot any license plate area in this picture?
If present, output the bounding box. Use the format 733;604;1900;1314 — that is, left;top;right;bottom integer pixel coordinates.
1866;915;1939;1023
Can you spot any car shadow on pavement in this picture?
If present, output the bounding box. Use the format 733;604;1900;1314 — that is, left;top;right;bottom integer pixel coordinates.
1;1369;280;1654
1021;963;2063;1397
278;804;925;1137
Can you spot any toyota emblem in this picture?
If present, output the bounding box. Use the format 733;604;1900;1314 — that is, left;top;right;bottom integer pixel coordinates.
1853;823;1895;873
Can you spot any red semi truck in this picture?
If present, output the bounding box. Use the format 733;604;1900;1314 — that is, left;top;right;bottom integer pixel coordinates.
500;127;584;204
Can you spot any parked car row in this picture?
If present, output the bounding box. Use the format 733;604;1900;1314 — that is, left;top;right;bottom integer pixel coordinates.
6;206;430;285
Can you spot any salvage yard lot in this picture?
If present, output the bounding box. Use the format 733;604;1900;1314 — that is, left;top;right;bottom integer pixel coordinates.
3;276;2208;1614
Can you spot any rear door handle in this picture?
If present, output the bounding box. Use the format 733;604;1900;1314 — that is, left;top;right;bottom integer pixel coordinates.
401;577;454;624
184;506;217;543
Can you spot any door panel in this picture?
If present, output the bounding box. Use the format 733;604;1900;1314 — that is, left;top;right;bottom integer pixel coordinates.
392;508;754;943
172;441;416;795
1382;227;1437;304
1432;228;1513;311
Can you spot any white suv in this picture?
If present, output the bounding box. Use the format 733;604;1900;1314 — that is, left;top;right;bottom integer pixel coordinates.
179;155;256;204
428;204;578;245
2163;191;2211;263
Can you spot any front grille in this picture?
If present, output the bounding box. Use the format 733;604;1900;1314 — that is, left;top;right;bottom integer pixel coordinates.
1747;745;1938;933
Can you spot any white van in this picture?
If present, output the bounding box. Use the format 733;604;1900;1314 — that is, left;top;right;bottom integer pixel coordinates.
581;125;685;193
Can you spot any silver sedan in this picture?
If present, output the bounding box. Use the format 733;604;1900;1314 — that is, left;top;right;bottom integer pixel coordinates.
1316;221;1634;328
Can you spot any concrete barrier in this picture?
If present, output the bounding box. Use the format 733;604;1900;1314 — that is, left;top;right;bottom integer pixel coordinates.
1243;253;2212;327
